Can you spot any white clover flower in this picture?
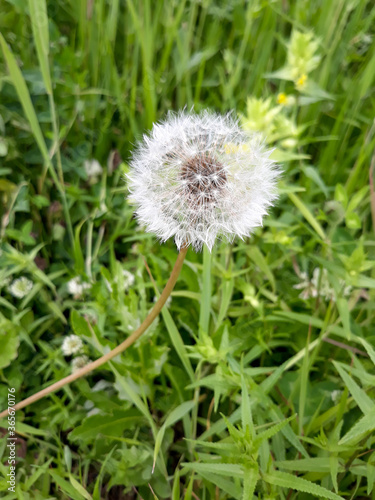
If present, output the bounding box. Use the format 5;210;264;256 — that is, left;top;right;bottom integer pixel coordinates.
84;159;103;179
62;334;83;356
127;110;280;251
8;277;33;298
67;276;91;297
71;355;90;373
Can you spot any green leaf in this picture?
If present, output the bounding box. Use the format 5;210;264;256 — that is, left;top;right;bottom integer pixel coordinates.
69;410;142;442
182;462;244;478
339;407;375;445
263;471;344;499
243;466;258;500
241;374;254;438
71;310;91;338
288;192;326;240
0;320;19;369
28;0;52;94
0;34;49;162
247;246;275;291
255;415;296;445
69;475;93;500
333;361;374;414
153;400;195;472
358;338;375;366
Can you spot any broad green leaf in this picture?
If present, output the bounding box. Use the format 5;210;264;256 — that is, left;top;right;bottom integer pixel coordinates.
263;471;343;500
69;410;142;442
71;310;91;338
0;320;19;369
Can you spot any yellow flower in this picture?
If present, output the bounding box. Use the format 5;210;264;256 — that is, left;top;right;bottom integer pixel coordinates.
277;93;288;105
295;74;307;90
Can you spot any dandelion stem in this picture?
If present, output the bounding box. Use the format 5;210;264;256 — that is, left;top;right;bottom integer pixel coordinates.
0;246;188;419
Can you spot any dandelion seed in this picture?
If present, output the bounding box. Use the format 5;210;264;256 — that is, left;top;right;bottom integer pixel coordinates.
71;355;90;373
62;335;83;356
127;110;280;251
8;277;33;298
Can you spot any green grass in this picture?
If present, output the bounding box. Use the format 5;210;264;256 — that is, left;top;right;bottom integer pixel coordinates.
0;0;375;498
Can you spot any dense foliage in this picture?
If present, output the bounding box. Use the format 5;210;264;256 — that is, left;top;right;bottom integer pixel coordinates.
1;0;375;498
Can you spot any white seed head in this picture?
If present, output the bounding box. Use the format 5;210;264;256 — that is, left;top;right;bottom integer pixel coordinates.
71;354;90;373
127;110;280;251
8;277;33;298
62;334;83;356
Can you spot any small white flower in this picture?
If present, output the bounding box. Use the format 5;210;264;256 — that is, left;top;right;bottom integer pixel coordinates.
71;355;90;373
294;268;351;301
67;277;91;297
105;269;135;293
62;335;83;356
84;159;103;179
122;269;135;289
127;110;280;251
8;277;33;298
331;389;342;404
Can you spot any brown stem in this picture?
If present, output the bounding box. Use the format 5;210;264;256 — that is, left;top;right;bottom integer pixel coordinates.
0;246;188;419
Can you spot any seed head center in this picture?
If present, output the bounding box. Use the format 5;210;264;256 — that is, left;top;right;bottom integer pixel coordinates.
180;153;226;205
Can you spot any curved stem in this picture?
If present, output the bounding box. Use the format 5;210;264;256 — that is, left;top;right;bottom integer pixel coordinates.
0;246;188;419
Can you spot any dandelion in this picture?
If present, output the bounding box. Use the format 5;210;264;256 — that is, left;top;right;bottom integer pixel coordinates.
62;334;83;356
71;355;90;373
127;110;280;251
67;276;91;297
8;277;33;298
84;159;103;179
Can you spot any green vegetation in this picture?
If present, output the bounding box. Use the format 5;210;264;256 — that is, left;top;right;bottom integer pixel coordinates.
1;0;375;498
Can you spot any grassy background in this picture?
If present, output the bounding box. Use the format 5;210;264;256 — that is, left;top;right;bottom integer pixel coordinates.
1;0;375;498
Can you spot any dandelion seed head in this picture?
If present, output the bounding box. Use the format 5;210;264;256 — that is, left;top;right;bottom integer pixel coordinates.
62;334;83;356
8;277;33;298
127;110;281;251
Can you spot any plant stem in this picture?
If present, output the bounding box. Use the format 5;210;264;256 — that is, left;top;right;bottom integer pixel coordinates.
0;246;188;419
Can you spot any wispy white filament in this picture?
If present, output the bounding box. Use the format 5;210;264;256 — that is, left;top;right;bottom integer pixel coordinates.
127;110;280;251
